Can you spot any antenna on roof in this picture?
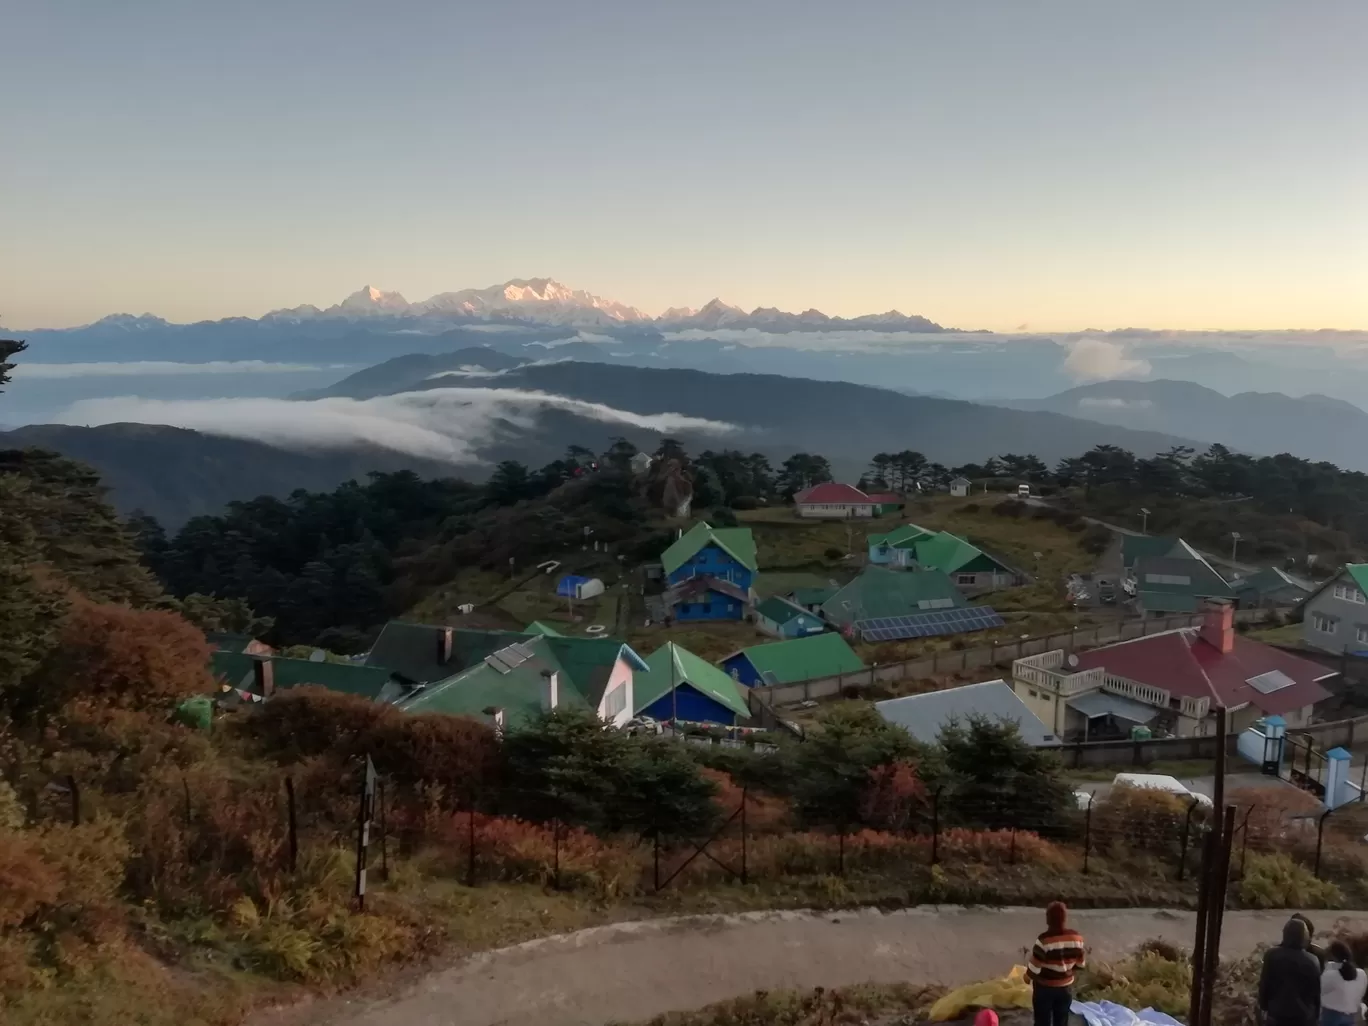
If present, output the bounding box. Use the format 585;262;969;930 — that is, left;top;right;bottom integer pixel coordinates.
1067;653;1079;669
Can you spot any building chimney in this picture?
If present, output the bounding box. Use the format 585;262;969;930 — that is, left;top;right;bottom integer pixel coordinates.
252;657;275;698
541;668;559;711
436;627;454;666
1200;599;1235;655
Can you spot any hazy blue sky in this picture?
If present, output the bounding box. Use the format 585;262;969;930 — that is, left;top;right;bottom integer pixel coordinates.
3;1;1365;331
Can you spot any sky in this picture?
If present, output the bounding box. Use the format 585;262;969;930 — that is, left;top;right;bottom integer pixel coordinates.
3;0;1366;332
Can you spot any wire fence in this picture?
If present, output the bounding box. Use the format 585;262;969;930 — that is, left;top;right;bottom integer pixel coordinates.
28;759;1366;910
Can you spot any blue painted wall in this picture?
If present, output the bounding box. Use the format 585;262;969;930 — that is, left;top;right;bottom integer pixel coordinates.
720;653;761;687
667;543;754;591
642;684;738;725
760;612;826;639
674;592;744;621
868;543;915;567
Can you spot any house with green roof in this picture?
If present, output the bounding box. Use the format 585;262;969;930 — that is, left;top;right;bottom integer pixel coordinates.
1300;564;1368;655
660;521;758;621
524;620;564;637
1231;567;1312;610
389;632;649;729
755;595;827;639
211;651;401;705
867;524;1019;591
633;642;751;726
1118;535;1234;616
819;565;967;629
720;632;865;688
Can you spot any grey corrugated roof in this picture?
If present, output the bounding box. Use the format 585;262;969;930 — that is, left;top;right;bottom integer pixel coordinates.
874;680;1056;747
1066;690;1159;724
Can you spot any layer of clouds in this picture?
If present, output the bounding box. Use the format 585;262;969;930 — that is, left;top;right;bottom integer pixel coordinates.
1077;397;1154;410
13;360;348;379
55;387;738;463
1061;338;1152;383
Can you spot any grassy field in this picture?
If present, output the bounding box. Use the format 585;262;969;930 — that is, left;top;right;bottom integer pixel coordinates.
1246;621;1303;647
626;619;765;663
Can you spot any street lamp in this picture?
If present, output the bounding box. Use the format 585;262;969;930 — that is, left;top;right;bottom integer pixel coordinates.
1140;507;1151;534
1230;531;1242;563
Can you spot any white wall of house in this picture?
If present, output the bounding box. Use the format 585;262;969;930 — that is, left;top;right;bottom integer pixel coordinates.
1303;574;1368;654
598;656;635;728
797;502;875;519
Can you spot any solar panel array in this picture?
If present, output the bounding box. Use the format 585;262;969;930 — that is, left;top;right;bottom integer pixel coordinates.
856;607;1005;642
485;642;537;674
1247;669;1295;694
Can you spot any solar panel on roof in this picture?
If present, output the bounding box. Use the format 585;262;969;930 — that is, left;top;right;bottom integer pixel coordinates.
1248;669;1296;694
855;607;1004;642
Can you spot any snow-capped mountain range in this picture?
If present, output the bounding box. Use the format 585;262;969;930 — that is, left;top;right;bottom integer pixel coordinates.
256;278;944;333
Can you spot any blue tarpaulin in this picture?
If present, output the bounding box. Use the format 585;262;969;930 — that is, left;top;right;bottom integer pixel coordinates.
557;575;594;598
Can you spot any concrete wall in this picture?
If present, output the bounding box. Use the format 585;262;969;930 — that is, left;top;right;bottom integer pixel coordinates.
744;609;1273;712
1043;733;1231;768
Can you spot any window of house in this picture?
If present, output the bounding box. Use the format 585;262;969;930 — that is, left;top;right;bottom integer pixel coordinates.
918;597;955;610
956;574;976;585
1313;612;1338;634
1334;583;1366;604
603;684;626;718
1356;625;1368;645
1145;573;1191;586
1028;688;1039;698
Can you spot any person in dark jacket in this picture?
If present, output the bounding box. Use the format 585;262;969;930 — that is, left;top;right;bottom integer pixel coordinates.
1294;914;1329;969
1261;917;1324;1026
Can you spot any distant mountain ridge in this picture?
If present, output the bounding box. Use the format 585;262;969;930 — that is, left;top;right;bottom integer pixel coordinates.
1006;378;1368;471
17;277;949;335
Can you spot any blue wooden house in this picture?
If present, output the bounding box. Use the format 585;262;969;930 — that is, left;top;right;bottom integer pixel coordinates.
659;522;758;621
633;642;751;726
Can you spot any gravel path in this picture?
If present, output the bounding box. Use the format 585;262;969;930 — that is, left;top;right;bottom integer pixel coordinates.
258;906;1368;1026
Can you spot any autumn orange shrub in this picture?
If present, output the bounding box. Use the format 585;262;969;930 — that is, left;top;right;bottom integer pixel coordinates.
1091;784;1209;860
859;760;929;832
699;767;792;833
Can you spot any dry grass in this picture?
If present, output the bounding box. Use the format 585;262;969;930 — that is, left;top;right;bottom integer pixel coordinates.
626;620;766;662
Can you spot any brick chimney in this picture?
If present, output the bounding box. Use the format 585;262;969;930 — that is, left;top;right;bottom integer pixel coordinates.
436;626;454;666
1200;599;1235;655
252;657;275;698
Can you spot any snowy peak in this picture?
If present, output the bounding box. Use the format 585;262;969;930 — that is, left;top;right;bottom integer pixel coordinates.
333;285;411;316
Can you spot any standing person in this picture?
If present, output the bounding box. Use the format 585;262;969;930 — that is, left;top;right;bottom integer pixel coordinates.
1028;901;1086;1026
1260;917;1323;1026
1320;941;1367;1026
1297;914;1329;969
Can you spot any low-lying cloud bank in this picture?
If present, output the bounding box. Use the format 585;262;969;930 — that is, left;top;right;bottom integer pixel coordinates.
1061;338;1152;383
14;360;348;379
55;387;738;463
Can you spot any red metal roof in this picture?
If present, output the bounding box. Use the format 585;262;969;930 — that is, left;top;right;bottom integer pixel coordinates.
795;483;875;505
1072;630;1333;717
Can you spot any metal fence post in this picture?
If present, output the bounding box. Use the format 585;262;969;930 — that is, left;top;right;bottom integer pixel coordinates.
466;795;477;888
1082;793;1093;875
552;816;561;890
837;821;846;876
67;774;80;827
653;825;661;891
740;785;749;886
1009;826;1017;865
1236;805;1254;880
1315;808;1333;878
285;776;298;873
930;787;942;866
1178;795;1200;881
377;778;390;883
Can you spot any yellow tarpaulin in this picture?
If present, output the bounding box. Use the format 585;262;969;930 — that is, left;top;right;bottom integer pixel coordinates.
928;965;1033;1021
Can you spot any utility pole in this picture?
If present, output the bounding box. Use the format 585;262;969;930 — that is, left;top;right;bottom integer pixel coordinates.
1230;531;1242;564
1140;507;1150;534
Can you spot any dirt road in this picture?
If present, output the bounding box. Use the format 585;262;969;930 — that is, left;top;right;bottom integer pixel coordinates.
263;906;1368;1026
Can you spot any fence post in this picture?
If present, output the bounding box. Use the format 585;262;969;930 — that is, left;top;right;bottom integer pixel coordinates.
653;825;661;891
740;785;749;886
1315;808;1333;878
1177;796;1200;881
838;821;846;877
377;778;390;883
930;787;942;866
66;774;80;827
1009;826;1017;865
466;790;477;888
1237;806;1254;880
285;776;298;873
552;816;561;890
354;756;376;912
1082;793;1093;875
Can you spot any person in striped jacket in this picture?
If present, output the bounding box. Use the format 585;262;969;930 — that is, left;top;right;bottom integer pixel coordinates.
1028;901;1087;1026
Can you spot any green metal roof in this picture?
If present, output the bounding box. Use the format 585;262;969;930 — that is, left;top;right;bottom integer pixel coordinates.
820;566;967;624
791;586;838;607
211;651;397;701
911;531;1002;575
524;621;564;637
1346;565;1368;597
397;636;574;725
634;643;750;718
1121;534;1189;566
1235;567;1310;598
868;523;934;549
755;595;814;626
660;521;758;575
730;632;865;685
365;621;524;684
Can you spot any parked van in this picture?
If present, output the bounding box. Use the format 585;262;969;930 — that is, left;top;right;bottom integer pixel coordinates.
1017;483;1031;498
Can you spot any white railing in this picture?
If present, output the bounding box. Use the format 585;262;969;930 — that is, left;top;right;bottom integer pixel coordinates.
1100;673;1169;709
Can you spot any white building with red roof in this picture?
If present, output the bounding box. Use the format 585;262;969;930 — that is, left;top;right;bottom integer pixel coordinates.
1011;601;1336;741
794;483;902;519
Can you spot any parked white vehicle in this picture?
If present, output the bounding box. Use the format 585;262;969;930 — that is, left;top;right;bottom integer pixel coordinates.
1017;483;1031;498
1112;773;1213;807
